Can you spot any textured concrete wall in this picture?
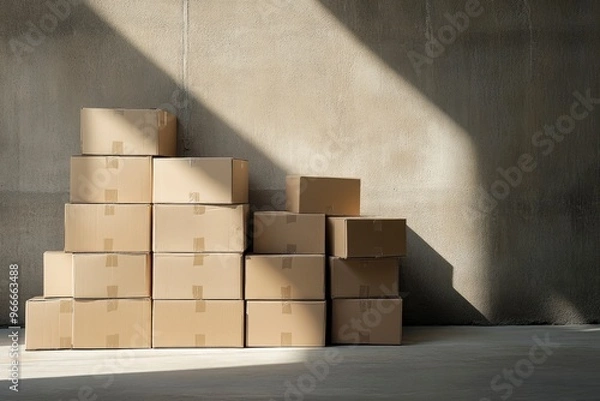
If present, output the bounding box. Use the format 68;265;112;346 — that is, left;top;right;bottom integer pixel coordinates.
1;0;598;325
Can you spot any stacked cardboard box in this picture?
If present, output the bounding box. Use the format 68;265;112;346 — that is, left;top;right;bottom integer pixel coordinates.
152;157;249;347
26;108;177;350
247;211;326;347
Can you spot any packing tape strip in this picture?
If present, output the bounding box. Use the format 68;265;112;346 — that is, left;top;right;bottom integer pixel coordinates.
358;331;370;343
193;255;204;266
359;300;373;313
281;257;292;269
373;220;383;232
195;334;206;347
107;300;119;312
105;157;119;169
107;285;119;298
286;244;297;253
104;238;114;251
106;334;120;348
60;300;72;313
192;285;203;299
104;205;115;215
281;286;292;300
193;238;205;252
281;302;292;314
189;192;200;202
105;189;118;202
373;246;384;257
195;300;206;313
281;332;292;346
193;205;205;215
112;141;123;154
105;254;118;267
114;109;125;116
285;214;297;224
359;285;370;298
60;337;71;348
159;110;168;127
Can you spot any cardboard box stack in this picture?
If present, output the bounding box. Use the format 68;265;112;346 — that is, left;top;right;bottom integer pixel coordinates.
26;108;177;350
152;157;249;347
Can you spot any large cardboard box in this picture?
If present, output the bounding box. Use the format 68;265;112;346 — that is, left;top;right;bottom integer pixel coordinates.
246;301;326;347
153;158;248;204
73;253;151;298
64;204;151;252
43;251;73;298
253;211;325;254
70;156;152;203
80;108;177;156
152;300;244;348
327;217;407;258
153;253;243;300
245;255;325;300
286;176;360;216
153;204;248;253
72;299;151;349
25;298;73;350
329;257;400;299
331;298;402;345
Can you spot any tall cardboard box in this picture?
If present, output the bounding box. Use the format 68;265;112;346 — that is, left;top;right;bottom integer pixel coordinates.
153;204;248;253
246;301;326;347
73;253;151;298
153;158;248;204
286;176;360;216
331;298;402;345
245;255;325;300
64;204;151;252
43;251;73;298
72;299;151;349
25;298;73;350
153;300;244;348
253;211;325;254
70;156;152;203
327;217;407;258
80;108;177;156
329;257;400;299
153;253;243;300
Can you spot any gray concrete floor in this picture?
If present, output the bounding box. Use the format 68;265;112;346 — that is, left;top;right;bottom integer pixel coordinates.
0;326;598;400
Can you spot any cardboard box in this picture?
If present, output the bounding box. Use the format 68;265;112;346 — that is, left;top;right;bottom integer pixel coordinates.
64;204;151;252
246;301;326;347
80;108;177;156
25;298;73;350
152;300;244;347
70;156;152;203
253;211;325;254
329;257;400;299
286;176;360;216
331;298;402;345
43;251;73;298
153;204;248;253
72;299;151;349
153;253;243;300
73;253;151;298
245;255;325;300
327;217;407;258
153;158;248;204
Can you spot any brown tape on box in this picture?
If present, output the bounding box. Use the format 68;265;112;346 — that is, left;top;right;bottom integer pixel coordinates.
193;255;204;266
281;302;292;314
195;300;206;313
359;300;372;313
358;331;370;343
281;257;292;269
60;337;71;348
281;332;292;346
193;205;205;215
107;300;119;312
285;215;297;224
60;300;72;313
159;111;168;127
105;254;118;267
373;220;383;232
189;192;200;202
106;158;119;169
104;205;115;215
359;285;370;298
286;244;297;253
104;239;114;251
107;285;119;298
112;141;123;154
193;238;205;252
195;334;206;347
373;246;383;257
106;334;120;348
192;286;203;299
105;189;118;202
281;286;292;300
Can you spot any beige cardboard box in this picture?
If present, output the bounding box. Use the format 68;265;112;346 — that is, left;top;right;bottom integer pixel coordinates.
153;158;248;204
25;298;73;350
80;108;177;156
253;211;325;254
245;255;325;300
153;253;243;300
73;253;151;298
43;251;73;298
286;176;360;216
64;204;151;252
329;257;400;299
327;217;407;258
152;300;244;348
331;298;402;345
246;301;326;347
72;299;151;349
70;156;152;203
153;204;248;253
